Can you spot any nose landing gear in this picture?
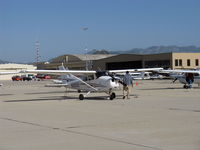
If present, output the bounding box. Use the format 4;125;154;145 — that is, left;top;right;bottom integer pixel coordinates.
183;84;192;89
109;92;116;100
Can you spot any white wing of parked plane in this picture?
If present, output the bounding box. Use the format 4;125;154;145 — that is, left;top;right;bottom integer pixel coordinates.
109;68;163;73
0;71;21;75
22;70;96;75
21;68;164;78
22;68;163;75
21;70;98;91
159;69;200;74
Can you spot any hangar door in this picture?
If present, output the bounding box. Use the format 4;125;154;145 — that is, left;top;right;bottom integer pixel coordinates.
106;61;142;70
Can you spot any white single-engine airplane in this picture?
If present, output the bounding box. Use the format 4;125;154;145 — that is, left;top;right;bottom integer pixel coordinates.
159;69;200;88
21;67;163;100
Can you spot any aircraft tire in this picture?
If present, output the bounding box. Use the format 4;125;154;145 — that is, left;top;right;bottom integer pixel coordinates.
112;92;116;99
79;94;84;100
109;92;115;100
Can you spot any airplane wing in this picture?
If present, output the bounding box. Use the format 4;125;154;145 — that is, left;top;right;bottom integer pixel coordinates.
22;68;163;75
21;69;98;91
108;68;163;73
21;70;96;75
159;69;200;74
0;71;20;75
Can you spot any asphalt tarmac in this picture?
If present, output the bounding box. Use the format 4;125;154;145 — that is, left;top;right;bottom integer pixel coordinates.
0;80;200;150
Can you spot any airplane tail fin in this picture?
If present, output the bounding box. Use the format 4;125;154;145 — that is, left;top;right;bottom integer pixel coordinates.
58;65;73;80
58;64;67;70
141;72;145;79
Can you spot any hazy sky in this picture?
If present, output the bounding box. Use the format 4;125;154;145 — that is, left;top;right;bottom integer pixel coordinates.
1;0;200;62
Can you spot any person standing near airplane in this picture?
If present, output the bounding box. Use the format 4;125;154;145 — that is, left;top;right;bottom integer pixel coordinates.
123;71;133;99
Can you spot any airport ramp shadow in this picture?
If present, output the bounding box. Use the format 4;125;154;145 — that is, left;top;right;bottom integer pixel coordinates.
24;90;78;95
0;94;13;96
138;87;186;91
3;96;67;102
3;94;129;102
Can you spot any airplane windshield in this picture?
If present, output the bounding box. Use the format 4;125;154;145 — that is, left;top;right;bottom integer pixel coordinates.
95;71;108;78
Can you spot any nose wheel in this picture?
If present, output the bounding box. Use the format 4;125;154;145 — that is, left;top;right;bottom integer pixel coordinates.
109;92;116;100
79;94;84;100
183;84;192;89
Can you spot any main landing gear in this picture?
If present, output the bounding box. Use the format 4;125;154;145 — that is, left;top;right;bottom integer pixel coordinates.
183;84;192;89
79;94;84;100
78;92;116;100
78;91;91;100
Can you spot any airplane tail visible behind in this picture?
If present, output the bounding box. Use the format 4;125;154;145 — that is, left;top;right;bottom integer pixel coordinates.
48;65;78;87
58;65;73;80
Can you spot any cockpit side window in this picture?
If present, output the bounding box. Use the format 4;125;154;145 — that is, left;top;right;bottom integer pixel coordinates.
95;71;108;78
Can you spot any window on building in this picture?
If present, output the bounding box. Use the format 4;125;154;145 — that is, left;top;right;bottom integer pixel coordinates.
175;59;178;66
196;59;199;66
187;59;191;66
179;59;182;66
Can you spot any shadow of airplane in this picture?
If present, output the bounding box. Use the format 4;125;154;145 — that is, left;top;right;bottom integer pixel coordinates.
24;90;78;95
3;93;137;102
139;87;185;90
0;94;14;96
3;95;117;102
4;96;66;102
139;86;200;90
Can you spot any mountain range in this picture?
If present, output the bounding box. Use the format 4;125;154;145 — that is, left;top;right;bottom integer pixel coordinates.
89;45;200;54
0;59;9;64
1;46;200;64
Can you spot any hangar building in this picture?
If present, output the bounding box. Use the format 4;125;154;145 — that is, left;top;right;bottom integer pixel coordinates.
37;54;115;70
38;53;200;70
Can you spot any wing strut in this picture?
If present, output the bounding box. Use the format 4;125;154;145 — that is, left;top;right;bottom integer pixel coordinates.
71;75;98;91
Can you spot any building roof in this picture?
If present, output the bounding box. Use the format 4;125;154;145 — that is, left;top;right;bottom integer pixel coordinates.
50;54;115;63
73;54;115;61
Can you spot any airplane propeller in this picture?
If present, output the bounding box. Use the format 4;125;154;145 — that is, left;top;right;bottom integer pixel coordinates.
108;73;126;86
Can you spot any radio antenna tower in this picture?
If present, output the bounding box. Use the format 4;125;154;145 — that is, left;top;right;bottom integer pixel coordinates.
35;41;41;65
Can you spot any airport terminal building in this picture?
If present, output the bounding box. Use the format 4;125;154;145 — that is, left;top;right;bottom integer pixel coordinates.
37;53;200;70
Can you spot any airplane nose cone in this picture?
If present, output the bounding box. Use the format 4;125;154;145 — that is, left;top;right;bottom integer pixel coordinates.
109;80;119;89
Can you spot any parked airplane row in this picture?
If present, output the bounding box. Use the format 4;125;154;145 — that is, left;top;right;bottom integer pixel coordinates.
20;67;163;100
1;67;200;100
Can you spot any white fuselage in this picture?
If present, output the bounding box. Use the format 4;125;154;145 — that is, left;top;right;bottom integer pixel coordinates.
67;76;120;92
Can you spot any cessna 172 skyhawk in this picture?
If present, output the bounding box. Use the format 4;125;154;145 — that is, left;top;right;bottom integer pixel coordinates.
159;69;200;88
21;67;163;100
